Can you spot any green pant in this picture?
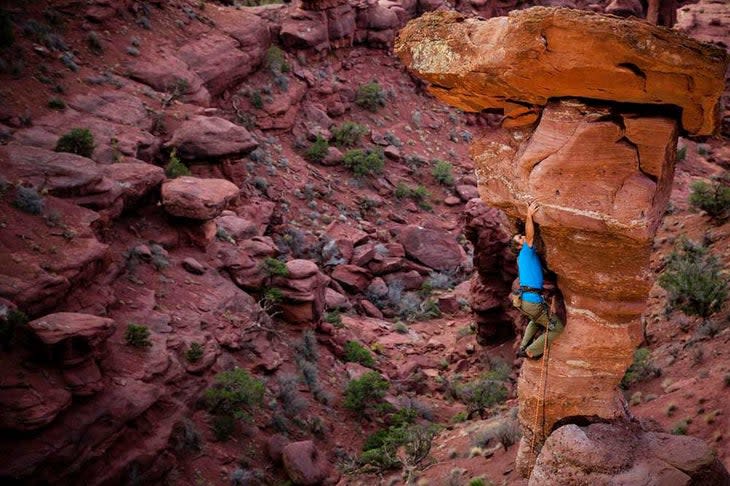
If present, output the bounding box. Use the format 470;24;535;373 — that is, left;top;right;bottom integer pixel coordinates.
516;300;564;358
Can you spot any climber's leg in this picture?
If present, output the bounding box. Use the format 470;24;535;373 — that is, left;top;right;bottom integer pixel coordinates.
525;315;564;358
520;320;540;350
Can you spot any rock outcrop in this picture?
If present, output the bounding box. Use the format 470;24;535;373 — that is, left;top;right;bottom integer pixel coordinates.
396;6;729;479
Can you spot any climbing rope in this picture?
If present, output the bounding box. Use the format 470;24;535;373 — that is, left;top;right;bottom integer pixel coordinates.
530;321;550;458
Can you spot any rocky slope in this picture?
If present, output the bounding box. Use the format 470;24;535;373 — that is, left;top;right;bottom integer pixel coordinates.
0;0;729;485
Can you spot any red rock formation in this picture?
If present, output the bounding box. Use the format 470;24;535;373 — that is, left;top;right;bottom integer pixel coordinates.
396;6;729;478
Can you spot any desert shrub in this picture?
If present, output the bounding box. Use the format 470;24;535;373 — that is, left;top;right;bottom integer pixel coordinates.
204;368;265;420
212;414;236;441
13;186;44;215
432;160;454;185
262;257;289;277
344;371;389;416
125;323;152;348
356;81;386;112
185;342;204;363
658;238;728;320
47;97;66;110
86;31;103;54
55;128;94;157
343;148;385;177
343;340;375;367
265;45;289;73
170;418;202;452
493;418;521;448
295;330;318;362
689;180;730;222
394;183;431;210
305;135;329;163
621;347;660;388
165;149;190;178
324;310;343;328
393;321;408;334
277;373;307;416
249;89;263;109
331;121;368;148
456;377;508;418
671;419;689;435
677;146;687;161
150;244;169;271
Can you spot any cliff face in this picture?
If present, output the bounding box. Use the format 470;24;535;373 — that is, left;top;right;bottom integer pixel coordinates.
396;6;729;478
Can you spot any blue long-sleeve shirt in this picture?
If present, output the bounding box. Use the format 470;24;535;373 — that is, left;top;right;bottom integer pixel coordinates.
518;243;543;303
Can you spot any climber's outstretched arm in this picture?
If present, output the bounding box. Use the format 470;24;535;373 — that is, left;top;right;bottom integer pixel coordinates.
525;201;539;247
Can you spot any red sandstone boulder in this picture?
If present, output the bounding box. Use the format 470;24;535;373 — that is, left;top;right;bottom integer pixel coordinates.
530;423;730;485
161;176;239;220
178;33;265;96
215;214;258;241
280;9;330;52
67;91;152;130
331;265;371;293
125;51;211;106
282;440;331;485
28;313;115;346
167;116;257;160
397;225;466;272
102;162;164;205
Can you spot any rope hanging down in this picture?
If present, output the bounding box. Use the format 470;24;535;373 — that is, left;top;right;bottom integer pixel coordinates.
530;325;550;455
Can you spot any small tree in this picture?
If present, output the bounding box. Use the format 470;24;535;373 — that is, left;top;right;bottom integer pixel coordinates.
165;149;190;178
262;257;289;277
356;82;386;112
658;238;728;322
331;121;368;147
305;136;329;163
343;149;385;177
431;160;454;185
125;323;152;348
689;179;730;222
204;368;265;420
344;371;389;416
55;128;95;157
343;340;375;367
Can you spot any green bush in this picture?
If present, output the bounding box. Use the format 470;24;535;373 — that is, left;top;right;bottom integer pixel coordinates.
55;128;94;157
689;180;730;221
621;347;660;388
394;183;431;210
457;377;508;418
671;419;689;435
14;186;44;215
355;82;386;112
262;257;289;277
344;340;375;367
432;160;454;185
331;122;368;147
265;45;289;74
165;149;190;178
343;371;389;415
86;31;103;54
204;368;265;419
304;136;329;163
125;323;152;348
324;310;343;328
186;342;204;363
212;414;236;441
47;97;66;110
295;330;318;362
343;148;385;177
658;238;728;320
249;90;263;109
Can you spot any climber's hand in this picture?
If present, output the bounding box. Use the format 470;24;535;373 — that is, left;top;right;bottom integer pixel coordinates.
527;201;540;217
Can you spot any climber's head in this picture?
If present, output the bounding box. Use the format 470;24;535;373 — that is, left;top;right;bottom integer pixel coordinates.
512;233;526;251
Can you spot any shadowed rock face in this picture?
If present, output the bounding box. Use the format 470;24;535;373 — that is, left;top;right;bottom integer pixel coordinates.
396;6;728;479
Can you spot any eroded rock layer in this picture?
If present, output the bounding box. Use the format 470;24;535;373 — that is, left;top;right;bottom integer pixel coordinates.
395;8;728;135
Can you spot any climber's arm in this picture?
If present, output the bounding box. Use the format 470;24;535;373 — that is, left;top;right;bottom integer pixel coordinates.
525;201;539;248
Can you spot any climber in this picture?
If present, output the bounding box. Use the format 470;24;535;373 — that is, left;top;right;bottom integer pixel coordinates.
511;201;564;359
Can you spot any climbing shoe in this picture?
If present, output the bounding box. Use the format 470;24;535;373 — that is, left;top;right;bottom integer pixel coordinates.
516;348;528;359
